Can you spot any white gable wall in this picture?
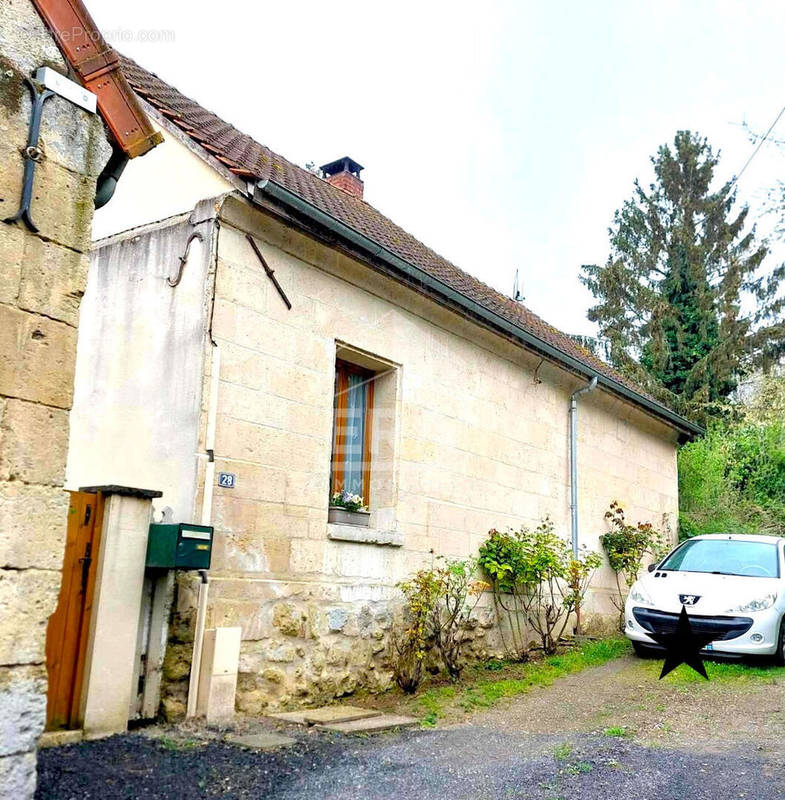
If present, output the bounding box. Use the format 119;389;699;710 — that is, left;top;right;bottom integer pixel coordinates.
91;122;234;241
67;209;216;521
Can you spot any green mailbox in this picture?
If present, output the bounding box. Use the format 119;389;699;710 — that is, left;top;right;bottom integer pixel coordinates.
146;523;214;570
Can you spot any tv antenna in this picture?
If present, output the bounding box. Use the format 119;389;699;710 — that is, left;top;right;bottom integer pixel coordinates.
512;269;524;302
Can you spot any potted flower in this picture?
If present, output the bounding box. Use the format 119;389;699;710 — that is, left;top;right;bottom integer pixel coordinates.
328;489;370;527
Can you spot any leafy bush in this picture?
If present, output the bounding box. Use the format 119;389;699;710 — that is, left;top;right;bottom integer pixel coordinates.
565;548;603;636
478;527;534;660
599;501;664;626
391;567;441;693
432;558;487;680
523;521;602;653
521;519;575;654
478;519;602;655
679;409;785;538
391;557;487;688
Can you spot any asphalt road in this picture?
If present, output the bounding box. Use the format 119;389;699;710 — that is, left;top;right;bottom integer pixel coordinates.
36;725;783;800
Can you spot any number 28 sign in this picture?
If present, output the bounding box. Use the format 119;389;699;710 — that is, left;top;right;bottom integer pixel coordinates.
217;472;236;488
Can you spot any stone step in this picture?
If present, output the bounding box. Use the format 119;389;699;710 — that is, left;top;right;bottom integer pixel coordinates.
268;705;382;726
266;710;311;725
314;714;420;734
225;732;297;750
39;730;83;749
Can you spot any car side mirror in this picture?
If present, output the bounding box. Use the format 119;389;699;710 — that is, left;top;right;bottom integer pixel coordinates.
647;563;657;572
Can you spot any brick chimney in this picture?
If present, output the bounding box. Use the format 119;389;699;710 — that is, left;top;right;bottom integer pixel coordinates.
320;156;364;199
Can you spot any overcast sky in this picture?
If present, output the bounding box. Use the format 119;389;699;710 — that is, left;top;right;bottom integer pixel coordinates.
90;0;785;336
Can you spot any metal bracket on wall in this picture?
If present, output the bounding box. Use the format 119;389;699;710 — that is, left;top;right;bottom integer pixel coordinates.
4;67;97;233
168;231;204;287
245;233;292;310
3;77;54;232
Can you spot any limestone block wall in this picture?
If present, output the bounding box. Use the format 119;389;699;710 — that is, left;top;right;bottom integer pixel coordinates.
159;196;679;713
0;1;111;793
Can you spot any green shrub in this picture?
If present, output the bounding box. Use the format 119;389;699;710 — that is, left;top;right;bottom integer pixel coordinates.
391;557;486;688
477;528;531;660
679;410;785;538
599;501;665;627
565;548;603;636
478;519;602;655
432;558;486;680
390;567;441;693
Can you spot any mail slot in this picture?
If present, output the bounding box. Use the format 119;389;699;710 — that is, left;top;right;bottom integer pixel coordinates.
146;523;214;569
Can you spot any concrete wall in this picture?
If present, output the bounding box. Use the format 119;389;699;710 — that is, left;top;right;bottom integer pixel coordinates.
67;205;216;521
80;493;156;739
0;1;111;793
186;196;679;713
91;122;234;241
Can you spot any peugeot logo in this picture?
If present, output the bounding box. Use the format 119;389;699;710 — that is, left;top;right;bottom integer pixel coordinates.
679;594;701;606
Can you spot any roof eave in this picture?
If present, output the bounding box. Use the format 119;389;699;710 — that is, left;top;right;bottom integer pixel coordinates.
252;178;703;440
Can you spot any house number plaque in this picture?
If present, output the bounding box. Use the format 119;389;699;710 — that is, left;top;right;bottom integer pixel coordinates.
217;472;236;488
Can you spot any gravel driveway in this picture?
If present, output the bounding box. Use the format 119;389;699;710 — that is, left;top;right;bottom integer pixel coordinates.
37;655;785;799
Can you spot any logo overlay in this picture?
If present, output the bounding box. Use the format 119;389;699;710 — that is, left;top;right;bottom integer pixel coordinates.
648;605;714;680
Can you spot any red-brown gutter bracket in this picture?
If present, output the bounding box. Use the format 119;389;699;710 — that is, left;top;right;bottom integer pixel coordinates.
30;0;162;158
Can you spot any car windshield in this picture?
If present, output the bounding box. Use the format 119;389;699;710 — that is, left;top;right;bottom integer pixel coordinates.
660;539;780;578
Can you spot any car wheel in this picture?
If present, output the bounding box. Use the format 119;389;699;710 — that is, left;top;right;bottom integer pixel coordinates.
632;640;657;659
774;617;785;667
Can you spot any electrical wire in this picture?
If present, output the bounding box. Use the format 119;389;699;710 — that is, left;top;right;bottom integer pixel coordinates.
729;102;785;192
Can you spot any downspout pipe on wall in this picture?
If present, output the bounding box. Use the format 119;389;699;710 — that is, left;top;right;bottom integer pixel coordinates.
201;345;221;528
569;375;597;556
94;144;129;209
185;346;220;719
185;217;222;717
186;569;209;719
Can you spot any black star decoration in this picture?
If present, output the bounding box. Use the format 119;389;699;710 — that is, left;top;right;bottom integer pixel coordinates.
648;605;714;680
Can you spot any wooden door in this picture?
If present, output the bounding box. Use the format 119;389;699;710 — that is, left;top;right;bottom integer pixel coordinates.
45;491;104;730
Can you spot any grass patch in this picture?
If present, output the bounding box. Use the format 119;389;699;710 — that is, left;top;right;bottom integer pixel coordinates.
552;741;573;761
420;711;438;728
640;656;785;685
603;726;633;738
412;637;629;725
563;760;593;775
159;737;202;751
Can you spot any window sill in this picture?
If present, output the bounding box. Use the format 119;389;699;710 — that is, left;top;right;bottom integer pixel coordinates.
328;507;370;527
327;523;403;547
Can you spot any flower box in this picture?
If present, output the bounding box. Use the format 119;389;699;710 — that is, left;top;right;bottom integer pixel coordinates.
328;506;371;527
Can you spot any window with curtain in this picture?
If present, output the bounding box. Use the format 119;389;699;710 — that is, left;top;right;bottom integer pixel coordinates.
331;359;375;504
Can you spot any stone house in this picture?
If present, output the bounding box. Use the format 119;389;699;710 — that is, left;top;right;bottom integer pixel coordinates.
67;55;701;718
0;1;160;794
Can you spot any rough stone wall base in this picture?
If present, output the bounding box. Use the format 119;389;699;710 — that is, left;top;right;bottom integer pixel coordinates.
159;576;544;718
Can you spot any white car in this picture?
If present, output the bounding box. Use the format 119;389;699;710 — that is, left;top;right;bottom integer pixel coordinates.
625;533;785;663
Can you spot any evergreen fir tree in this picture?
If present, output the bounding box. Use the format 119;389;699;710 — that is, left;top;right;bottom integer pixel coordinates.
582;130;784;425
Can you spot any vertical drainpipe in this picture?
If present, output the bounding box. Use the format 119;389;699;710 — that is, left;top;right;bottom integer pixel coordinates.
186;345;220;719
569;375;598;556
185;209;222;717
201;345;221;527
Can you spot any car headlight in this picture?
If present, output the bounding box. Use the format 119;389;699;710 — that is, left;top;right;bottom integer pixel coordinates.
725;593;778;613
629;583;653;605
